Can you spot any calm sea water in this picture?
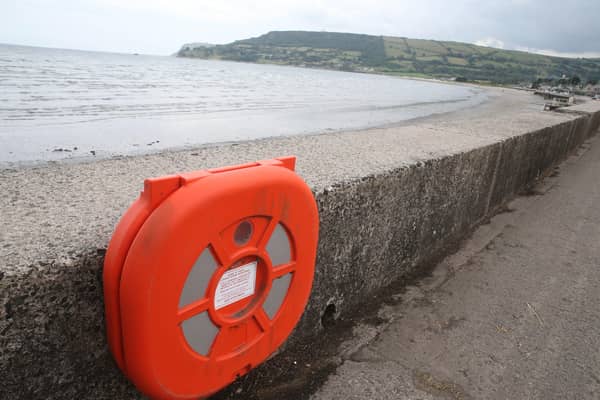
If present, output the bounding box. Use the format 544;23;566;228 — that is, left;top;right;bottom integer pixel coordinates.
0;44;487;166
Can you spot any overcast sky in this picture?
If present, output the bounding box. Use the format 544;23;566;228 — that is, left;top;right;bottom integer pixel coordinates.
2;0;600;58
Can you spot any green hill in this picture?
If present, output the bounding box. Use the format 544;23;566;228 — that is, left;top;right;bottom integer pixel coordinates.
177;31;600;85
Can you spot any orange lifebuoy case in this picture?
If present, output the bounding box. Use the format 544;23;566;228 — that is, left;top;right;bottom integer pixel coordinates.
104;156;319;399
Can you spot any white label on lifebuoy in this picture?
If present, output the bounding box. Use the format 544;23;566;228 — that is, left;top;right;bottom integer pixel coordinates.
214;261;257;310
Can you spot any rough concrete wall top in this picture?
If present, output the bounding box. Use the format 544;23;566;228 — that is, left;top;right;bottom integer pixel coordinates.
0;89;592;275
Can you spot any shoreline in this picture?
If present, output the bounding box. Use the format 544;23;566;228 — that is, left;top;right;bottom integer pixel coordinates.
178;54;517;90
1;46;489;169
1;85;489;171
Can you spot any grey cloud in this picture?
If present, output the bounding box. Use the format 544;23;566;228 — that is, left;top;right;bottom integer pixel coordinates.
453;1;600;53
1;0;598;56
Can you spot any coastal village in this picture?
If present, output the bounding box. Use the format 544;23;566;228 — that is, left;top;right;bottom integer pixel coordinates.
529;74;600;96
527;75;600;110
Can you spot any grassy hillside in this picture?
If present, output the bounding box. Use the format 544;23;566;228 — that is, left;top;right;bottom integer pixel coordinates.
178;31;600;84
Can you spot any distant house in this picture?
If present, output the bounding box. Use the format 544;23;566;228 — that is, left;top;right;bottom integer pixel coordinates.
548;93;574;104
541;92;576;110
535;91;574;103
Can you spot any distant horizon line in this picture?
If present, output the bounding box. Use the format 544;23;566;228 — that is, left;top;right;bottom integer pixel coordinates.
0;41;169;57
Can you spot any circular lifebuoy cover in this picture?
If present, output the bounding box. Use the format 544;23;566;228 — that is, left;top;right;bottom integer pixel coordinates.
103;157;319;399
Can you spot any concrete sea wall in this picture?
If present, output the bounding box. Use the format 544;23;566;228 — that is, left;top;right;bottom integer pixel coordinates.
1;91;600;398
302;110;600;340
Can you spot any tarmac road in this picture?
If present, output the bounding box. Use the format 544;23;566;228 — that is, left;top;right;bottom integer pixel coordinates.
312;135;600;400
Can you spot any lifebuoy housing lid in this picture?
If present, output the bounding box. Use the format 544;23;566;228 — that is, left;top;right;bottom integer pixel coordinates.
103;156;297;372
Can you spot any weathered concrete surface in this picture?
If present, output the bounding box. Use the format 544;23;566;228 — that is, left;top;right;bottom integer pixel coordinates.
1;88;600;398
312;133;600;400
